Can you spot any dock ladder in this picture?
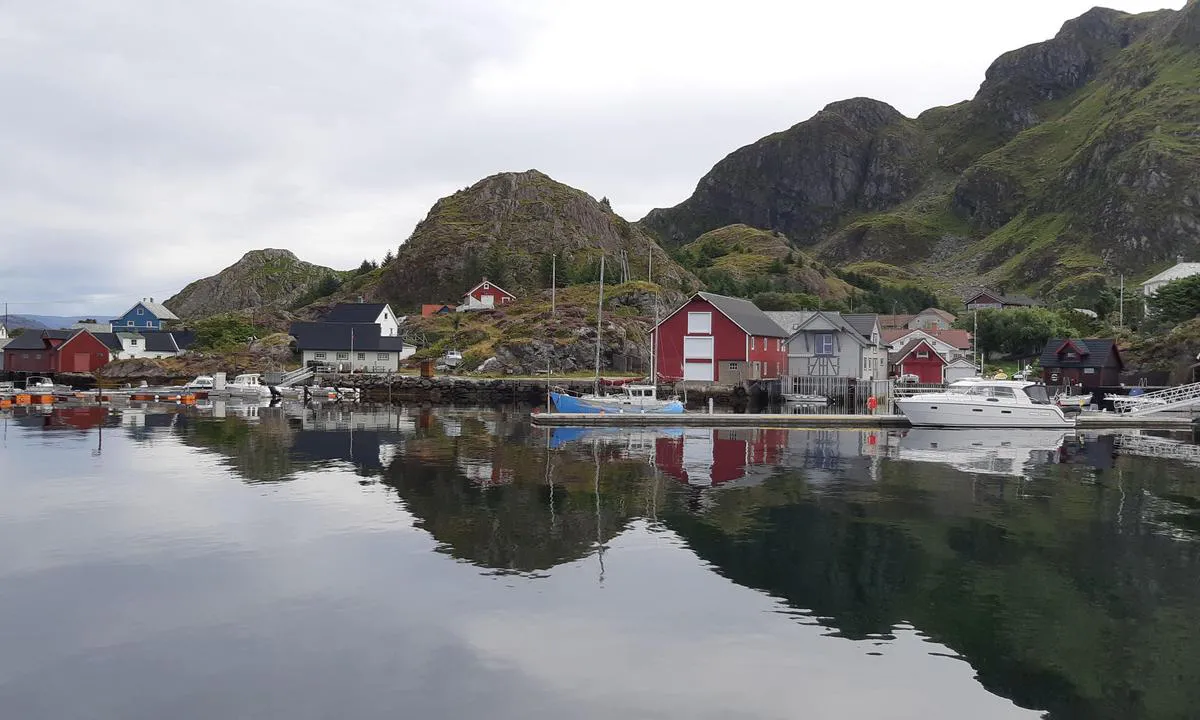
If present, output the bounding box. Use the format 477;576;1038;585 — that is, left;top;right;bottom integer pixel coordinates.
1109;381;1200;416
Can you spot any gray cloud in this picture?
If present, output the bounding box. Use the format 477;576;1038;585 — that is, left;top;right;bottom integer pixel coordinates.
0;0;1183;315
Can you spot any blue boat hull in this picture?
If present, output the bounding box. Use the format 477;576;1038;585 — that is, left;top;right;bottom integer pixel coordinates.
550;392;684;415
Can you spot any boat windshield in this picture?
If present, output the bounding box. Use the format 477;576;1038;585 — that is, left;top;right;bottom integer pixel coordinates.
1024;385;1051;404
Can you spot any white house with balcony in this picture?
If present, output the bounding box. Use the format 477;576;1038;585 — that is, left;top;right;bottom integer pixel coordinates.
289;322;415;373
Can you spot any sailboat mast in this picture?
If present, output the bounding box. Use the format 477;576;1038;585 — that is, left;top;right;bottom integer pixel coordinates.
595;254;605;397
649;247;657;395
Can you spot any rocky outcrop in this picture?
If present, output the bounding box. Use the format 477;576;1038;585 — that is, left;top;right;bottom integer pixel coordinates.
641;98;927;247
372;170;696;310
165;249;346;319
952;166;1028;232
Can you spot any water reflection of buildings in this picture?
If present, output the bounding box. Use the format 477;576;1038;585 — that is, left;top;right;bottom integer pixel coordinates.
883;428;1070;478
655;428;788;487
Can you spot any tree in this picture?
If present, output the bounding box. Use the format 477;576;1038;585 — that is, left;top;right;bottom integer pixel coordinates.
193;314;264;352
753;291;820;311
357;259;374;274
955;308;1083;358
383;249;395;265
1147;274;1200;325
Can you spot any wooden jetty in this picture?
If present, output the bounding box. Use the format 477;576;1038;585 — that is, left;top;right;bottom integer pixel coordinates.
531;411;1198;430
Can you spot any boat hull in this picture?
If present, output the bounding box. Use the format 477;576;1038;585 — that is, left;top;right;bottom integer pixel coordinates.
896;397;1074;428
550;392;684;415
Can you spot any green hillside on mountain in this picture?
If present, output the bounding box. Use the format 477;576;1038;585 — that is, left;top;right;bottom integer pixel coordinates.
641;3;1200;306
165;249;350;320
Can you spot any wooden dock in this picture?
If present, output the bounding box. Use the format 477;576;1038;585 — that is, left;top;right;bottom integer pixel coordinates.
530;411;1198;429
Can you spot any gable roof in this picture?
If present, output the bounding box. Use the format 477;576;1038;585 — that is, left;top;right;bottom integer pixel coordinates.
1039;338;1123;370
891;338;946;365
464;278;515;299
692;292;788;338
323;303;391;324
117;300;180;321
915;307;957;323
790;311;870;346
877;313;915;329
764;311;818;334
964;290;1041;307
289;322;383;351
92;332;124;352
841;313;879;340
1141;262;1200;287
143;332;181;353
4;329;75;350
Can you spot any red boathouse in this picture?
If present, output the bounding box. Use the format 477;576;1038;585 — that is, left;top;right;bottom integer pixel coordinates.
653;292;787;384
3;329;112;374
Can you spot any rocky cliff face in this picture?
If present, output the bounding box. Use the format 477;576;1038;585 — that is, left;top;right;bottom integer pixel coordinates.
372;170;695;310
166;249;346;319
640;4;1200;301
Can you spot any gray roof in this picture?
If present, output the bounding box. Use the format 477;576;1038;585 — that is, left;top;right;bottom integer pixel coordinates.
964;289;1042;307
323;303;390;324
117;300;179;321
764;311;818;334
841;313;879;339
697;293;789;337
4;329;75;350
92;332;124;351
290;322;385;351
1039;338;1123;370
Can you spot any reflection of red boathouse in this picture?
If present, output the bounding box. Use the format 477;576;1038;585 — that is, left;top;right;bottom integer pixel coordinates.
41;407;111;431
655;428;787;487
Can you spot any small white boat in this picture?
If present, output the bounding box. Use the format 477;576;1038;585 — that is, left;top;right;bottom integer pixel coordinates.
439;350;464;368
896;379;1075;428
184;375;215;391
215;373;274;399
24;376;72;393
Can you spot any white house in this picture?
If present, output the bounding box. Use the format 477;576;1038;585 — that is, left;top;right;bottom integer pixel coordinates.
115;331;188;359
1141;259;1200;315
289;322;415;373
322;302;401;337
0;323;7;340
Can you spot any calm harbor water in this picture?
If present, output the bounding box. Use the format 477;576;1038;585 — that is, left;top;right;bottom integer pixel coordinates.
2;404;1199;720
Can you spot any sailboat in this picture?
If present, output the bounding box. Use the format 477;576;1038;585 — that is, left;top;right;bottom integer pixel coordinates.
550;254;684;414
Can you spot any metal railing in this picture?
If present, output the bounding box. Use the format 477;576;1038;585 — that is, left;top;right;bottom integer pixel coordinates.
1109;381;1200;416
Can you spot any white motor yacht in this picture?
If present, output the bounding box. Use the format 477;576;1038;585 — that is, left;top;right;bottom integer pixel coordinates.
896;379;1075;428
216;373;274;399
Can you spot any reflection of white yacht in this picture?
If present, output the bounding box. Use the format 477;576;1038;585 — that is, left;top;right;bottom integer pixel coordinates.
896;379;1074;428
893;428;1070;477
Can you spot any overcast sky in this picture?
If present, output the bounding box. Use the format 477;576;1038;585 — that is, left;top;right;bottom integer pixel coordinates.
0;0;1184;316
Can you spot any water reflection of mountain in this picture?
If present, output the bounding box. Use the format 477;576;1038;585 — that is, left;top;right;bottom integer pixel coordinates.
661;450;1200;720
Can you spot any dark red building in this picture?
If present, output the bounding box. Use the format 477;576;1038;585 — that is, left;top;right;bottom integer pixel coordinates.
653;292;787;384
462;277;515;308
3;329;112;374
890;338;947;384
1040;338;1124;389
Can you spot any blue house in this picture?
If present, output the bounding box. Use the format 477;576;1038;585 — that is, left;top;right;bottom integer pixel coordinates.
112;298;181;331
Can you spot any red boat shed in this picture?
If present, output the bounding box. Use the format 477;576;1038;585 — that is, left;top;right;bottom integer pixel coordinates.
653;292;788;384
891;338;946;384
3;329;112;374
463;277;515;307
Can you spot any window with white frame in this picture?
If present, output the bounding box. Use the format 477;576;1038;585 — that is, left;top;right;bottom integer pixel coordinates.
314;352;326;360
1083;367;1095;374
336;352;349;360
727;362;738;370
377;352;390;360
687;312;712;334
916;349;929;359
751;337;756;350
357;352;366;360
816;334;834;355
863;356;870;371
137;307;144;315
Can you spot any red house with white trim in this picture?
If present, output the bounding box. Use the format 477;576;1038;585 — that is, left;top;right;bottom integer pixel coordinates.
461;277;515;310
3;329;112;374
890;338;947;384
653;292;788;384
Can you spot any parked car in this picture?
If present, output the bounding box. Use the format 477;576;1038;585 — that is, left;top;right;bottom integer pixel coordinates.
897;374;920;384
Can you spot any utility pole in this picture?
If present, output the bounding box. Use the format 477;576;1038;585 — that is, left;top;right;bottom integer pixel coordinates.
594;255;605;397
551;254;556;315
1119;274;1124;329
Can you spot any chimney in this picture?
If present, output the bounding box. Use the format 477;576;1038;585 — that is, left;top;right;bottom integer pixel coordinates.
149;297;154;303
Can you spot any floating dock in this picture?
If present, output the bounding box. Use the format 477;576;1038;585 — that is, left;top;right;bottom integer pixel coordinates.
531;412;1198;429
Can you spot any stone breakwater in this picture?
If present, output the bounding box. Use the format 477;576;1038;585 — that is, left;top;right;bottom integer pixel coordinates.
324;374;759;409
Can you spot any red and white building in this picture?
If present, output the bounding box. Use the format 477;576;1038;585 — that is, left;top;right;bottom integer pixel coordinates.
653;292;788;384
890;338;948;383
459;277;516;311
3;329;113;374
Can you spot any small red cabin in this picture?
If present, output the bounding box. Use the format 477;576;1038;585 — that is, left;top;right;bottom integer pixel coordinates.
463;278;515;308
653;292;788;384
3;329;112;374
891;338;946;384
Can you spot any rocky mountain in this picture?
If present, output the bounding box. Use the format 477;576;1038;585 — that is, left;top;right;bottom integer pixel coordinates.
166;249;347;320
369;170;696;310
641;3;1200;304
